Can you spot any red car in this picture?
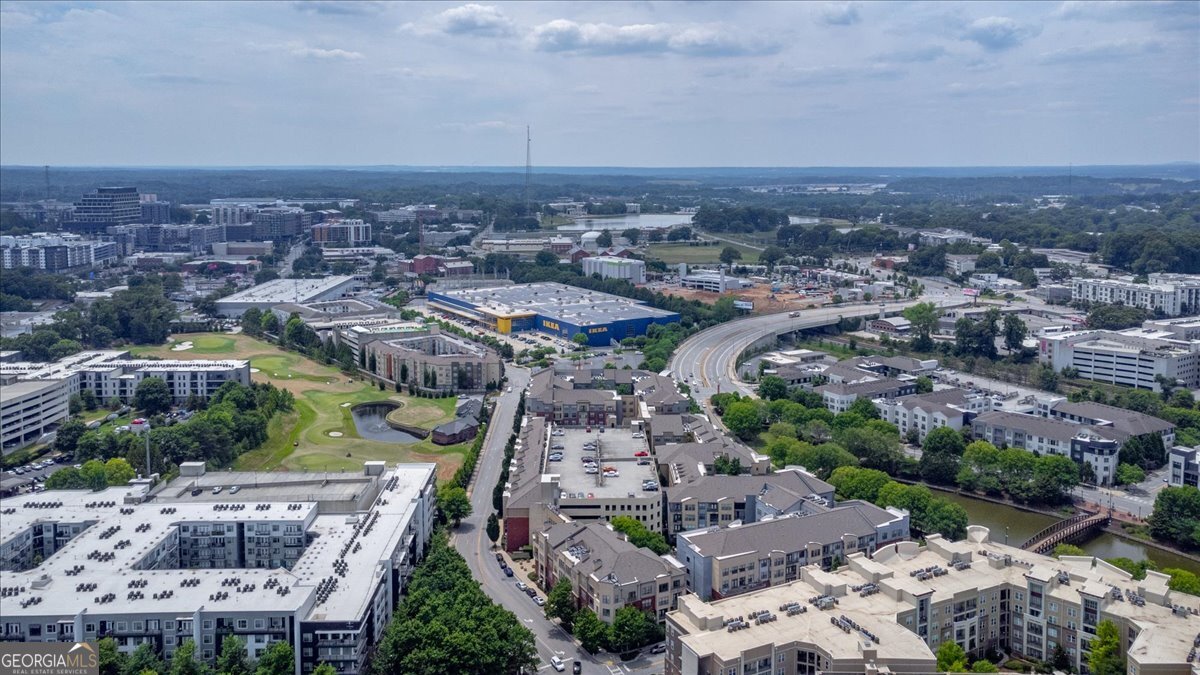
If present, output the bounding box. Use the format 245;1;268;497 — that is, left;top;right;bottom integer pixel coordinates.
634;451;649;457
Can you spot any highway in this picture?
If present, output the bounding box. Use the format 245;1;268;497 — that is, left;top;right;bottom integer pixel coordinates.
669;299;964;405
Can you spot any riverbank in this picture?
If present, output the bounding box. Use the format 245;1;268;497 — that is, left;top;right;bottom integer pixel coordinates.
915;481;1200;569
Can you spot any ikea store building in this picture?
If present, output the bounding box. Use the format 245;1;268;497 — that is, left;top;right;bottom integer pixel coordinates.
427;282;680;347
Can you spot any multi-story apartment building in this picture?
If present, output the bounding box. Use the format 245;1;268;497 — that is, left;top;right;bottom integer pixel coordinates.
1072;274;1200;317
0;462;438;675
212;203;258;227
312;219;372;247
663;470;835;537
971;411;1121;485
665;528;1200;675
1167;445;1200;489
1;351;250;451
815;378;917;413
251;207;310;241
1034;396;1175;447
533;521;687;623
140;200;172;224
1039;328;1200;391
876;388;997;443
676;502;910;600
527;369;626;427
362;328;502;393
65;186;141;234
0;233;119;271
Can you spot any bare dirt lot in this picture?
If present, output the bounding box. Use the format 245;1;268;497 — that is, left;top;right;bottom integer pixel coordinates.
659;285;829;314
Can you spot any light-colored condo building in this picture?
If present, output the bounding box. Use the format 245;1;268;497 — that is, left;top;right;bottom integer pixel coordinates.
665;527;1200;675
362;326;503;394
1071;274;1200;317
1;351;249;452
0;462;438;675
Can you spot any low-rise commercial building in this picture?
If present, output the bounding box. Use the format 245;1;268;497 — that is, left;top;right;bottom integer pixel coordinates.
582;255;647;284
676;503;910;600
213;276;359;316
665;527;1200;675
680;271;753;293
0;462;438;675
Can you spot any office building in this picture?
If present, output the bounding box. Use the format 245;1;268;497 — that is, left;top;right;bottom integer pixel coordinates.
429;282;679;347
582;256;647;284
945;254;978;276
1038;328;1200;391
1140;315;1200;341
0;462;437;675
971;411;1121;485
1071;274;1200;317
680;271;753;293
362;327;503;394
140;201;172;225
676;503;910;600
0;350;250;451
65;186;141;234
533;521;687;623
665;527;1200;675
212;276;358;316
312;219;372;247
251;207;310;241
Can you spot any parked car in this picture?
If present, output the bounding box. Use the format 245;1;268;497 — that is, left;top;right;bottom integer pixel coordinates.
650;643;667;654
572;662;582;674
533;596;546;606
634;451;649;457
516;581;527;591
190;488;203;496
503;567;514;577
212;486;223;494
550;656;565;672
495;552;504;562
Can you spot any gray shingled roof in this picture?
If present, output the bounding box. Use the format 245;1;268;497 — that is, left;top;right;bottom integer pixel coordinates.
974;411;1118;443
679;504;898;557
1049;400;1175;437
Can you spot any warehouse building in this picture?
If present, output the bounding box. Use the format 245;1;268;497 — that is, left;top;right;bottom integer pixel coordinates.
0;462;438;675
581;256;647;284
427;282;679;346
213;276;358;317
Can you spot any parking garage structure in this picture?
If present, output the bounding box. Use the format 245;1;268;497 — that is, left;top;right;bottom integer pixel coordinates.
543;426;664;532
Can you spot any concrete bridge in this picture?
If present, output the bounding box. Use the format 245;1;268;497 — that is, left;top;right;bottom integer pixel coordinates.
1020;511;1112;555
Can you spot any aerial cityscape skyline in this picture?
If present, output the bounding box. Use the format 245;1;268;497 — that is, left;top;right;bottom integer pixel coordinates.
1;0;1198;167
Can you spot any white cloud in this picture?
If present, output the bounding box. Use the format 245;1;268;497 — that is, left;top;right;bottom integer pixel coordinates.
427;4;516;37
777;63;904;86
876;46;947;63
1053;0;1196;22
247;41;364;60
1038;38;1162;64
945;80;1021;96
962;16;1040;51
291;1;387;16
528;19;777;56
818;2;861;26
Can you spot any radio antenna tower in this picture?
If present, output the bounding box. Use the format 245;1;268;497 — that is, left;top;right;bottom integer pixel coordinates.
524;125;532;215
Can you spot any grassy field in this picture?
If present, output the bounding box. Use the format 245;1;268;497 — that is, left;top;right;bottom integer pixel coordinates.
134;333;467;481
647;242;761;264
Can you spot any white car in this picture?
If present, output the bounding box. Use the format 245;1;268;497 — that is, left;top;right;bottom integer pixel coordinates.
550;656;565;672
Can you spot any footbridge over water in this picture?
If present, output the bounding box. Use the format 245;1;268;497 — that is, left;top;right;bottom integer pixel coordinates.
1020;511;1112;555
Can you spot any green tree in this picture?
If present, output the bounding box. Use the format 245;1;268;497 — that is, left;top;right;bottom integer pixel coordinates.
55;417;88;455
902;302;940;351
791;443;858;479
254;641;294;675
572;332;590;349
121;643;165;675
438;484;472;526
829;466;892;502
1115;462;1146;486
1088;619;1126;675
719;246;742;265
169;639;209;675
79;459;110;491
535;250;560;267
574;609;608;654
971;660;999;673
1119;433;1166;470
597;230;613;248
486;513;500;543
847;397;880;419
546;578;577;631
104;458;136;485
216;636;251;675
936;641;968;672
260;311;280;335
611;516;669;554
1052;543;1087;557
98;638;124;675
134;376;173;415
1049;643;1071;671
240;308;263;336
621;228;641;246
1164;568;1200;595
920;427;965;485
312;665;337;675
1002;313;1028;353
914;375;933;394
1149;486;1200;548
757;375;788;401
723;400;763;440
609;605;659;654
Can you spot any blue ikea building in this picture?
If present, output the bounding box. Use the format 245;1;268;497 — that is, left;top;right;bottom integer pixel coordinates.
427;282;680;347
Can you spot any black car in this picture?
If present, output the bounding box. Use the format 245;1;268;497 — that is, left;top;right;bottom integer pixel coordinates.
503;566;514;577
524;586;537;597
495;552;504;562
572;661;582;674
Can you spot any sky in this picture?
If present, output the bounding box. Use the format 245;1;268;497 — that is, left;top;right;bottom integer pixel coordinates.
1;0;1197;167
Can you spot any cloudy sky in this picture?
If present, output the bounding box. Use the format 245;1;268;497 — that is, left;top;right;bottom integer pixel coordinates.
1;1;1197;167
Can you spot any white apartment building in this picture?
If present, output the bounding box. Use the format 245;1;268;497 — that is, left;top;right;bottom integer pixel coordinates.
945;254;978;276
1039;328;1200;391
211;204;257;226
1071;273;1200;317
0;351;250;452
0;462;438;675
665;527;1200;675
875;388;997;443
582;256;647;284
1168;446;1200;489
312;218;372;247
0;234;119;271
971;411;1121;485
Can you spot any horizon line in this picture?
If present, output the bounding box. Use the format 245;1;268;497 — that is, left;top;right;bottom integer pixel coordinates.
2;162;1198;171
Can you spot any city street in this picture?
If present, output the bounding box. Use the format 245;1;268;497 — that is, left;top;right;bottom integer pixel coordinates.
451;366;664;674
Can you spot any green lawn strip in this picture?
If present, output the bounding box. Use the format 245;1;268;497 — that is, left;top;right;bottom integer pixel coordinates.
647;242;761;264
233;406;309;471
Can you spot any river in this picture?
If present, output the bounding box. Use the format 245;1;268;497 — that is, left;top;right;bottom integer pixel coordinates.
936;491;1200;573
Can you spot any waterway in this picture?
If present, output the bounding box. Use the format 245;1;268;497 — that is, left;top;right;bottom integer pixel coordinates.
349;403;422;444
937;491;1200;573
557;213;692;231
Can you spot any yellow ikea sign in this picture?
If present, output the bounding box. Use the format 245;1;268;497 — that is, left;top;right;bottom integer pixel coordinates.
543;320;560;331
587;327;607;334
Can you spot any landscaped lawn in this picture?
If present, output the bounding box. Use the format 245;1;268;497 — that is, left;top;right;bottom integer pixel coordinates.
137;333;469;481
647;242;761;264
